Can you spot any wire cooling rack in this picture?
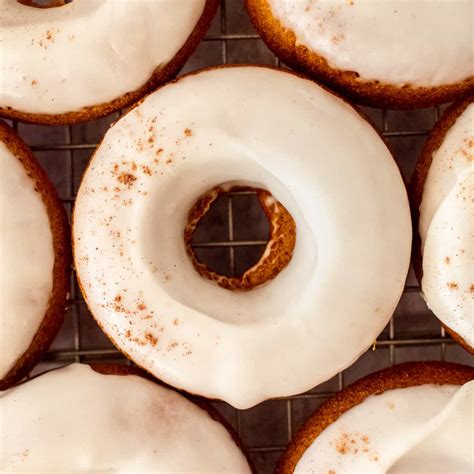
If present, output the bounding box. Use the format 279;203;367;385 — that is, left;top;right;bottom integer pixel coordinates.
10;1;472;473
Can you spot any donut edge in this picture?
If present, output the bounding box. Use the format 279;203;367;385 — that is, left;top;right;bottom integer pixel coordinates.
410;95;474;354
275;361;474;474
0;0;219;125
0;120;71;390
244;0;474;110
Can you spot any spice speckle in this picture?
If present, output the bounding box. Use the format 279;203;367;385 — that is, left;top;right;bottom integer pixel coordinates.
117;172;137;188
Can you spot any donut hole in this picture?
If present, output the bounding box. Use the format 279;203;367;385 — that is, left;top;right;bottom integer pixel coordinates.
17;0;71;8
191;193;269;277
184;186;296;291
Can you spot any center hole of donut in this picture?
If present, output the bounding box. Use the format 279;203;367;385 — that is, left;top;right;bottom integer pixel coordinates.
17;0;72;8
184;186;296;291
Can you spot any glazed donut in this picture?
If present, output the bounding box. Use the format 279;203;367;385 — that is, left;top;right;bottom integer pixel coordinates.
412;97;473;353
0;121;69;390
277;362;474;473
73;66;411;409
245;0;474;109
0;363;252;472
0;0;218;124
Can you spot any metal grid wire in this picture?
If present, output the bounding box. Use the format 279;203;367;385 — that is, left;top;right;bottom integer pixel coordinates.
11;1;470;472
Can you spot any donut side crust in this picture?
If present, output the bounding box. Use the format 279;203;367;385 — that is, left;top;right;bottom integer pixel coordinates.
0;0;219;125
184;186;296;291
410;96;474;354
276;361;474;474
0;120;71;390
245;0;474;109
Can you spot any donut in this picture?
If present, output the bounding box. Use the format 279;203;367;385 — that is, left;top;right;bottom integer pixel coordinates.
245;0;474;109
277;362;474;473
0;0;218;125
0;363;252;472
0;120;70;390
73;66;412;409
411;97;473;354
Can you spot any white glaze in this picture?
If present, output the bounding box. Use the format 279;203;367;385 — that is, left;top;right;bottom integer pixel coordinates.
73;67;411;409
268;0;473;87
419;104;473;347
0;141;54;378
0;363;251;472
295;381;473;473
0;0;206;115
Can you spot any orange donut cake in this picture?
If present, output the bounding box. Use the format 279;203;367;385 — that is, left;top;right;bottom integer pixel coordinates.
412;97;474;353
278;362;474;473
246;0;473;108
0;121;70;390
0;363;253;472
0;0;218;124
73;66;411;408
